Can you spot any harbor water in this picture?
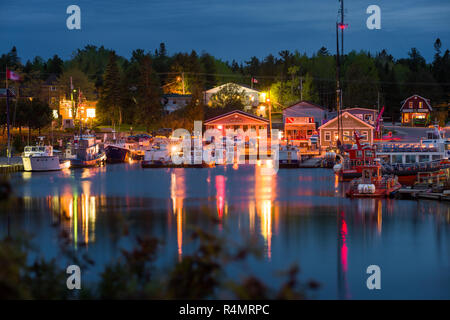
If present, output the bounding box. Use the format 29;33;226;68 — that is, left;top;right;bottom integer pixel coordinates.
1;163;450;299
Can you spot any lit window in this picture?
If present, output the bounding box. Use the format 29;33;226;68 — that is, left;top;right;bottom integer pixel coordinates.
343;131;349;141
409;102;413;108
52;110;58;119
86;108;96;118
419;101;423;109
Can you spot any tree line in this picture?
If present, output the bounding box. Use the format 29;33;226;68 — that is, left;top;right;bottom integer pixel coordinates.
1;40;449;132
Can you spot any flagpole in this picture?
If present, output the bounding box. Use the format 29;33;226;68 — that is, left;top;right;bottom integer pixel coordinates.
5;66;11;163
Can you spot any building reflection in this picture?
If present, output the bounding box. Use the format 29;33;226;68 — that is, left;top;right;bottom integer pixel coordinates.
39;183;98;249
337;210;351;299
215;175;227;222
252;166;278;260
170;171;186;261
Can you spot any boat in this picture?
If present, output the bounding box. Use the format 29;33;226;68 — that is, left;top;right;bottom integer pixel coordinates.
22;144;71;172
376;125;450;165
141;143;174;168
278;145;300;168
333;132;377;181
334;129;450;186
346;159;401;198
65;135;106;168
104;143;131;163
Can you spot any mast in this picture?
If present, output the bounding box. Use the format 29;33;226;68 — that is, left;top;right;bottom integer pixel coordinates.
5;67;11;162
336;23;341;147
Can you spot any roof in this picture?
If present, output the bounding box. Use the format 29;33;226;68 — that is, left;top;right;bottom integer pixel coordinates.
204;83;261;94
343;107;378;113
44;73;59;86
318;111;374;130
204;109;269;125
400;94;432;111
284;100;326;111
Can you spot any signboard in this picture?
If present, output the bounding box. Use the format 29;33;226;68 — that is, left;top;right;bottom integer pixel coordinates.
286;117;314;124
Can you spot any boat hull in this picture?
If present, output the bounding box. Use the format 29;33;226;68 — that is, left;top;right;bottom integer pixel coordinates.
105;145;131;163
70;153;106;168
22;156;70;172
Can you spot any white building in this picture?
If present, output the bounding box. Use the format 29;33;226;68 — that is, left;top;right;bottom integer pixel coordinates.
203;83;265;111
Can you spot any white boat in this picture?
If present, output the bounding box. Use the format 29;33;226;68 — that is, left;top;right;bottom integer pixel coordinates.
141;144;173;167
376;126;450;165
22;145;71;172
279;145;300;168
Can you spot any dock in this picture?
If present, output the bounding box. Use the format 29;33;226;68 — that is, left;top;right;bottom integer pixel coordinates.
398;188;450;201
298;157;322;168
0;157;24;173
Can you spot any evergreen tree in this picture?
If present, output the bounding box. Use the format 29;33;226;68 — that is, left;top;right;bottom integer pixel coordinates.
134;55;161;132
98;51;123;125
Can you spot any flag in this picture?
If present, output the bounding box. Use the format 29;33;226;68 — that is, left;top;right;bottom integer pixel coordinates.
6;69;21;81
252;77;258;84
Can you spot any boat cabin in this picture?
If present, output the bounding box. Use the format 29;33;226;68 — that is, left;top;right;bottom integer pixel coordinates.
23;145;53;157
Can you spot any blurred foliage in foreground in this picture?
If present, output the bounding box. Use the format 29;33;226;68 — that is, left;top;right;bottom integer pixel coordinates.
0;178;319;299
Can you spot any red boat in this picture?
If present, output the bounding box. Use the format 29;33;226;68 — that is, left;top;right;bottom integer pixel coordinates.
334;132;377;182
335;131;450;186
346;162;401;198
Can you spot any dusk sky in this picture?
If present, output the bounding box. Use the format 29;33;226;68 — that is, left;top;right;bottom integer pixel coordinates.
1;0;449;63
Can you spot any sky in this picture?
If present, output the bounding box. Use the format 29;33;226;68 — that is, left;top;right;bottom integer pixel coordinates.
1;0;449;63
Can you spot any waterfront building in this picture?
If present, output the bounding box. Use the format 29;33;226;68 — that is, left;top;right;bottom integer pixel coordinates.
204;109;269;137
400;95;432;126
318;111;374;148
282;101;328;142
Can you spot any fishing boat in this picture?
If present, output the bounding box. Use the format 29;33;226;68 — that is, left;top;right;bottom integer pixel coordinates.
278;145;300;168
333;132;377;181
22;144;71;172
65;135;106;168
141;143;174;168
346;160;401;198
376;126;450;165
104;143;131;163
335;129;450;185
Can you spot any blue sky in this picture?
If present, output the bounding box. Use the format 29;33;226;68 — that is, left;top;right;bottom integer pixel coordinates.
1;0;449;62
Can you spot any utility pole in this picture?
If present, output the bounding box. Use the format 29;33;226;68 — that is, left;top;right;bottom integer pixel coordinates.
340;0;344;58
182;72;185;95
300;76;303;101
336;22;341;147
268;90;272;138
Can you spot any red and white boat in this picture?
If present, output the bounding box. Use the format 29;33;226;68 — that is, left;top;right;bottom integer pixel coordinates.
346;160;401;198
333;132;377;182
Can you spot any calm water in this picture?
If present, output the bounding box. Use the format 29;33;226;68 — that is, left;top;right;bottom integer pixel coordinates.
2;163;450;299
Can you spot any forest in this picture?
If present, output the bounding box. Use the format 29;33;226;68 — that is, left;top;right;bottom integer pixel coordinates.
1;39;449;131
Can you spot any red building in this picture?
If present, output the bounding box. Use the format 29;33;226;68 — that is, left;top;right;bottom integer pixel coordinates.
400;95;432;126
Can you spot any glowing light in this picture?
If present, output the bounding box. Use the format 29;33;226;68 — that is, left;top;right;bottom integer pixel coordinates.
217;125;223;130
86;108;96;118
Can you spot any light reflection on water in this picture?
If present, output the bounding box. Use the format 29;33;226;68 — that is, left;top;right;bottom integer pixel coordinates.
3;164;450;299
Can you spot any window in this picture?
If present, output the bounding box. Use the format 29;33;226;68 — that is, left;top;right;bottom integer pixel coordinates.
365;150;373;158
405;155;416;163
334;132;339;141
343;131;349;141
361;131;369;141
364;114;373;122
409;102;413;108
419;101;423;109
324;131;331;141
